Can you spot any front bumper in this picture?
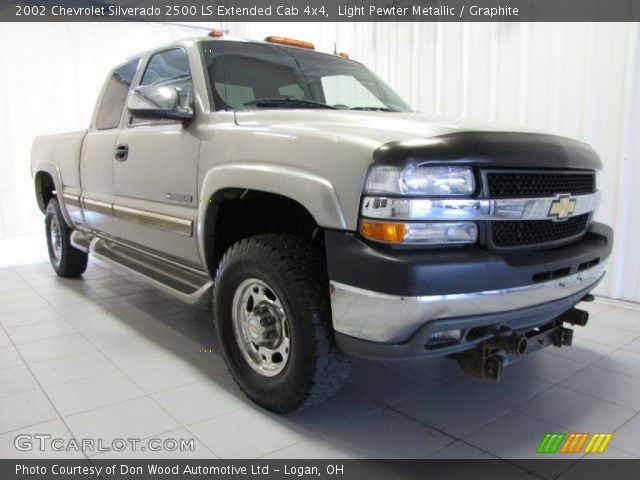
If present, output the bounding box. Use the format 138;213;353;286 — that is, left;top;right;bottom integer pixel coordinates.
326;222;613;359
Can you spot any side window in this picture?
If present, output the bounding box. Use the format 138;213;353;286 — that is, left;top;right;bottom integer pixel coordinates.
95;59;139;130
139;48;192;107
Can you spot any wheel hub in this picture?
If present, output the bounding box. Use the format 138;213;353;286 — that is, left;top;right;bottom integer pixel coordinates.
231;279;290;377
49;215;62;263
246;303;281;346
246;316;262;340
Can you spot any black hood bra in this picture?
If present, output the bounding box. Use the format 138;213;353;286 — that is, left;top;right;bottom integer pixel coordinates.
373;131;603;171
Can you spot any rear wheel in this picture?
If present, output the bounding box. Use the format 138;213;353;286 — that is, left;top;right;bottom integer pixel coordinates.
214;234;350;413
45;198;88;277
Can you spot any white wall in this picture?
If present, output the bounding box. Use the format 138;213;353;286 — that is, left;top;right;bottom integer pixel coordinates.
1;22;638;301
0;22;211;241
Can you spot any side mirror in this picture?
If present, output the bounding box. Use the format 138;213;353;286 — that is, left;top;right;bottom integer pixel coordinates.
127;85;194;122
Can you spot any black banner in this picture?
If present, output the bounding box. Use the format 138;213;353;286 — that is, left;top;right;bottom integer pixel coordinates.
1;0;640;22
2;459;640;480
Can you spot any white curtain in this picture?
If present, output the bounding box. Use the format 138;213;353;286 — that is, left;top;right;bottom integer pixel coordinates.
0;22;211;240
1;22;638;301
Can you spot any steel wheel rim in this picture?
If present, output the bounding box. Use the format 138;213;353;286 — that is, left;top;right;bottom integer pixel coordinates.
49;215;62;264
231;278;291;377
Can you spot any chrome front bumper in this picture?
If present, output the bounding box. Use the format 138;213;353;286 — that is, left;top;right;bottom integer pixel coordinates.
330;261;606;344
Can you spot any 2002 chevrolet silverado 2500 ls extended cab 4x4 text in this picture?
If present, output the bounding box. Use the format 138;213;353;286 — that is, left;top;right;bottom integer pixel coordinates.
31;33;613;413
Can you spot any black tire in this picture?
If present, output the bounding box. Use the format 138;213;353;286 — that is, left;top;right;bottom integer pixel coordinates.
45;198;88;277
213;234;351;413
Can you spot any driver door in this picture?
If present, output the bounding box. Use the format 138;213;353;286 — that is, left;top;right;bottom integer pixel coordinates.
113;48;201;266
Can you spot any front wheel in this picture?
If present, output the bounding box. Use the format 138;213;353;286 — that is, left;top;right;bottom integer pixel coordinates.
213;234;350;413
45;198;88;277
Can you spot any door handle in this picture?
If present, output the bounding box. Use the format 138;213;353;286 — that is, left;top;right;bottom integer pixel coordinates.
115;144;128;161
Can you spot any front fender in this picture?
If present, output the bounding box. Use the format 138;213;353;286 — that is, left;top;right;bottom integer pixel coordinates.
197;162;347;257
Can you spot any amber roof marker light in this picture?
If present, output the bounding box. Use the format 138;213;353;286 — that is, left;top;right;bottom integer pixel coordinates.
265;36;315;50
208;29;223;38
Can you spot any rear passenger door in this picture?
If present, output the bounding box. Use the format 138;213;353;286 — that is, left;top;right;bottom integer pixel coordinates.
81;59;139;234
113;48;201;266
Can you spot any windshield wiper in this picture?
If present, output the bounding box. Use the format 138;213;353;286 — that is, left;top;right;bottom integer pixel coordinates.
244;98;337;109
350;106;397;112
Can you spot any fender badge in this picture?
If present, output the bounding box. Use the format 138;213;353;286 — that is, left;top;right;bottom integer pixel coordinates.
165;193;193;203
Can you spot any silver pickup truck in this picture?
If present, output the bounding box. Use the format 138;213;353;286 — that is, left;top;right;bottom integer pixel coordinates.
31;33;613;413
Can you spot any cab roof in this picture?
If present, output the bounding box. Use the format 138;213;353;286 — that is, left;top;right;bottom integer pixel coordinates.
125;35;358;64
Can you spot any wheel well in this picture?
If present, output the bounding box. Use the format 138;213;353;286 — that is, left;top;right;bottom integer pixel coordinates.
35;172;56;213
204;189;322;275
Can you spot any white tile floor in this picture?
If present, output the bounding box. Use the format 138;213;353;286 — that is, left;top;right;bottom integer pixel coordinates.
1;234;639;477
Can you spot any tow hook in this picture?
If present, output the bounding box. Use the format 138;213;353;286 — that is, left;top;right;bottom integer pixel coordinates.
552;327;574;347
559;307;589;327
450;344;506;382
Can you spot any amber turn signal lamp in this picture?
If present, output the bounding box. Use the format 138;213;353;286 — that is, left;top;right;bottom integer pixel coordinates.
265;36;315;50
360;221;406;243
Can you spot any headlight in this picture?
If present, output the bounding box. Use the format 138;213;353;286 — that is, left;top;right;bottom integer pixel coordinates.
365;165;475;196
359;220;478;245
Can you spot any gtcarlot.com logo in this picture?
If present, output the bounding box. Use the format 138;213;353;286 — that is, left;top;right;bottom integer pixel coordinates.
14;434;194;453
536;432;613;454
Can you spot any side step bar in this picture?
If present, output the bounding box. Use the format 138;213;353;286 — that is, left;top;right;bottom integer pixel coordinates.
71;231;213;308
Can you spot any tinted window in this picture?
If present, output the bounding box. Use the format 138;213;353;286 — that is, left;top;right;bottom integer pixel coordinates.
201;41;410;112
321;75;386;109
140;48;192;104
214;82;255;108
96;59;139;130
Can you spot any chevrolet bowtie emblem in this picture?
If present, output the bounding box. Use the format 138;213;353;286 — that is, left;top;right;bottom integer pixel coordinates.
548;194;577;221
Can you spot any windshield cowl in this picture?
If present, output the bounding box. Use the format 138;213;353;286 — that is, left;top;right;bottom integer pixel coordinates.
244;97;338;109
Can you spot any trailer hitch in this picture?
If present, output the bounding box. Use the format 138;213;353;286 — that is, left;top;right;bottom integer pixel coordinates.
450;309;585;382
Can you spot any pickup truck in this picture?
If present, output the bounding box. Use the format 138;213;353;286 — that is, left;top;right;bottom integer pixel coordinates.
31;33;613;413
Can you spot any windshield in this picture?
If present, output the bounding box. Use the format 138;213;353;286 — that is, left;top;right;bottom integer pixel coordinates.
200;40;412;112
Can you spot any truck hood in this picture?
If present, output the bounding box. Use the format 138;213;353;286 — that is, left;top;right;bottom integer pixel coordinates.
233;109;601;171
233;110;542;145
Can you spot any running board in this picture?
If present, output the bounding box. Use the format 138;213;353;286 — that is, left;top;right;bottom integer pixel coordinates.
71;231;213;307
70;230;91;252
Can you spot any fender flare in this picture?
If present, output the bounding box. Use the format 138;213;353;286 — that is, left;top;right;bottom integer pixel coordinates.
196;163;347;259
33;162;74;228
